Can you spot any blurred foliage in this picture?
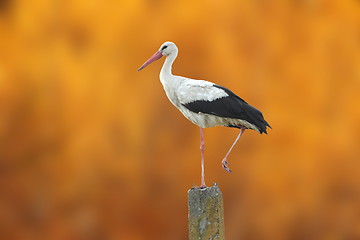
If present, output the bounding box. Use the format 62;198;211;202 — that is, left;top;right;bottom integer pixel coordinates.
0;0;360;239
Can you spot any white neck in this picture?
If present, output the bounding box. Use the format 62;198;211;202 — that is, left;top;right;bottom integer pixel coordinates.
160;52;177;79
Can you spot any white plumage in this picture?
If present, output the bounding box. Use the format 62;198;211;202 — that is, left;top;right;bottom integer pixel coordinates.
138;41;271;188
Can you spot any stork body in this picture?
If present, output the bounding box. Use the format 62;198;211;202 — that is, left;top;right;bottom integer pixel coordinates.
138;42;271;188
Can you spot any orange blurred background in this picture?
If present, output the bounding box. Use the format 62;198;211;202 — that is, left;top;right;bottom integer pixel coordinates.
1;0;360;239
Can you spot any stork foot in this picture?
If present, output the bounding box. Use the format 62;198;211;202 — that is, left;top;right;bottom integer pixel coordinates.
222;159;232;173
193;184;207;189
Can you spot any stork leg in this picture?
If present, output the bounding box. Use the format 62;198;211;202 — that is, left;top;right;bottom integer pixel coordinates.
222;127;246;173
199;127;206;188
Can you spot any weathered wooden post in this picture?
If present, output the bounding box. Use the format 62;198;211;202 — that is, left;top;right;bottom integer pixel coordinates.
188;184;225;240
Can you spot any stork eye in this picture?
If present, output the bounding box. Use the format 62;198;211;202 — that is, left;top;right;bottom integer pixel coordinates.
161;45;168;51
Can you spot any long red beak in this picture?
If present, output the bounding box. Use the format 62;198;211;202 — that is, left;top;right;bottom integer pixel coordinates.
138;51;163;71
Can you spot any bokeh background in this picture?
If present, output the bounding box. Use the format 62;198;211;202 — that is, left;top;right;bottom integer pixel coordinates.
1;0;360;239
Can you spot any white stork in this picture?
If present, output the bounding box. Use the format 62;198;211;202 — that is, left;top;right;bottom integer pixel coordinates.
138;41;271;188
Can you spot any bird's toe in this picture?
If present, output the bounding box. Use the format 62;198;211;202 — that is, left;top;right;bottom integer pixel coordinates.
222;160;232;173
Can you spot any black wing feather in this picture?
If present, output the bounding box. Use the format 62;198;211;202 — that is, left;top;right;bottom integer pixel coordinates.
182;84;271;134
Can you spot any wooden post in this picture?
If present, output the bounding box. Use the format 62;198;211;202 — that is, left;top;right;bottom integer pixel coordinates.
188;184;225;240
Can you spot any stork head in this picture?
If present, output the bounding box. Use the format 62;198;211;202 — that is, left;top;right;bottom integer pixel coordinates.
159;41;178;56
138;41;178;71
